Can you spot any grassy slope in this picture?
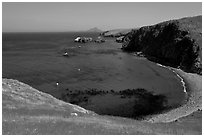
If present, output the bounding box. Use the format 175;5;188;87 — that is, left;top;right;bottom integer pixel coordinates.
178;16;202;60
2;78;201;135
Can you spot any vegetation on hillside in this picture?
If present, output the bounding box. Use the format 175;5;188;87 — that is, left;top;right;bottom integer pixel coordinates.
122;16;202;74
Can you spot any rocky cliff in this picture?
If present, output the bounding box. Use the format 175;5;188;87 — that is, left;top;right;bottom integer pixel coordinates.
122;15;202;74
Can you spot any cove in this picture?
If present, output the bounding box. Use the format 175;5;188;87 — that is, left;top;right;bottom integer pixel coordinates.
3;32;186;117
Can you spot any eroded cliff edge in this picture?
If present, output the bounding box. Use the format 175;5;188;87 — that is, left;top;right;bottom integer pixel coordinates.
122;15;202;74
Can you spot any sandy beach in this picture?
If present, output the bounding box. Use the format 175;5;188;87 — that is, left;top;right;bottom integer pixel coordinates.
146;68;202;123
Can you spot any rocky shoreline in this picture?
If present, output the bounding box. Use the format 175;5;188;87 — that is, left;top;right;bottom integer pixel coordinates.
121;15;202;74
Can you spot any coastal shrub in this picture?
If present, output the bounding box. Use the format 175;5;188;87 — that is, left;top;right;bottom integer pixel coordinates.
122;16;201;74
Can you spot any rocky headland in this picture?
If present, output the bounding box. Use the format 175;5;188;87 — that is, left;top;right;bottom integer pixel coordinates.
122;15;202;74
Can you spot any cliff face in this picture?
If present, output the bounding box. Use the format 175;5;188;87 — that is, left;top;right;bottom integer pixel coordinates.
122;16;202;74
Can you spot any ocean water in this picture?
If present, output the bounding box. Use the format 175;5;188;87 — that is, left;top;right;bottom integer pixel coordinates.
2;32;185;107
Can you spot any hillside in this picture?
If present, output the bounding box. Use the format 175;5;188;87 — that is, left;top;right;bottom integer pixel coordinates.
122;15;202;74
2;78;202;134
100;28;132;37
87;27;102;32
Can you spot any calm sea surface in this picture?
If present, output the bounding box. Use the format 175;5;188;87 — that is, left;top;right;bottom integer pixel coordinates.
2;32;185;107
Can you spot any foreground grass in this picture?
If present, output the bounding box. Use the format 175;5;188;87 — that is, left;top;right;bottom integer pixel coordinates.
2;78;201;135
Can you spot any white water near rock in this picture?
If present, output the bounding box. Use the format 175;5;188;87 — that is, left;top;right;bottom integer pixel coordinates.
156;63;187;94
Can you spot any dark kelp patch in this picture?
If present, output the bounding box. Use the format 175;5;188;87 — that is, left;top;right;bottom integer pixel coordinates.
59;88;168;119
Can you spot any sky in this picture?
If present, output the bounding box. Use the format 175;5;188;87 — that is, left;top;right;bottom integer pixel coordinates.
2;2;202;32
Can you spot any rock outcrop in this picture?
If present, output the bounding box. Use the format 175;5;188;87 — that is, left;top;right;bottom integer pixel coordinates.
122;15;202;74
74;37;93;43
116;36;125;43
